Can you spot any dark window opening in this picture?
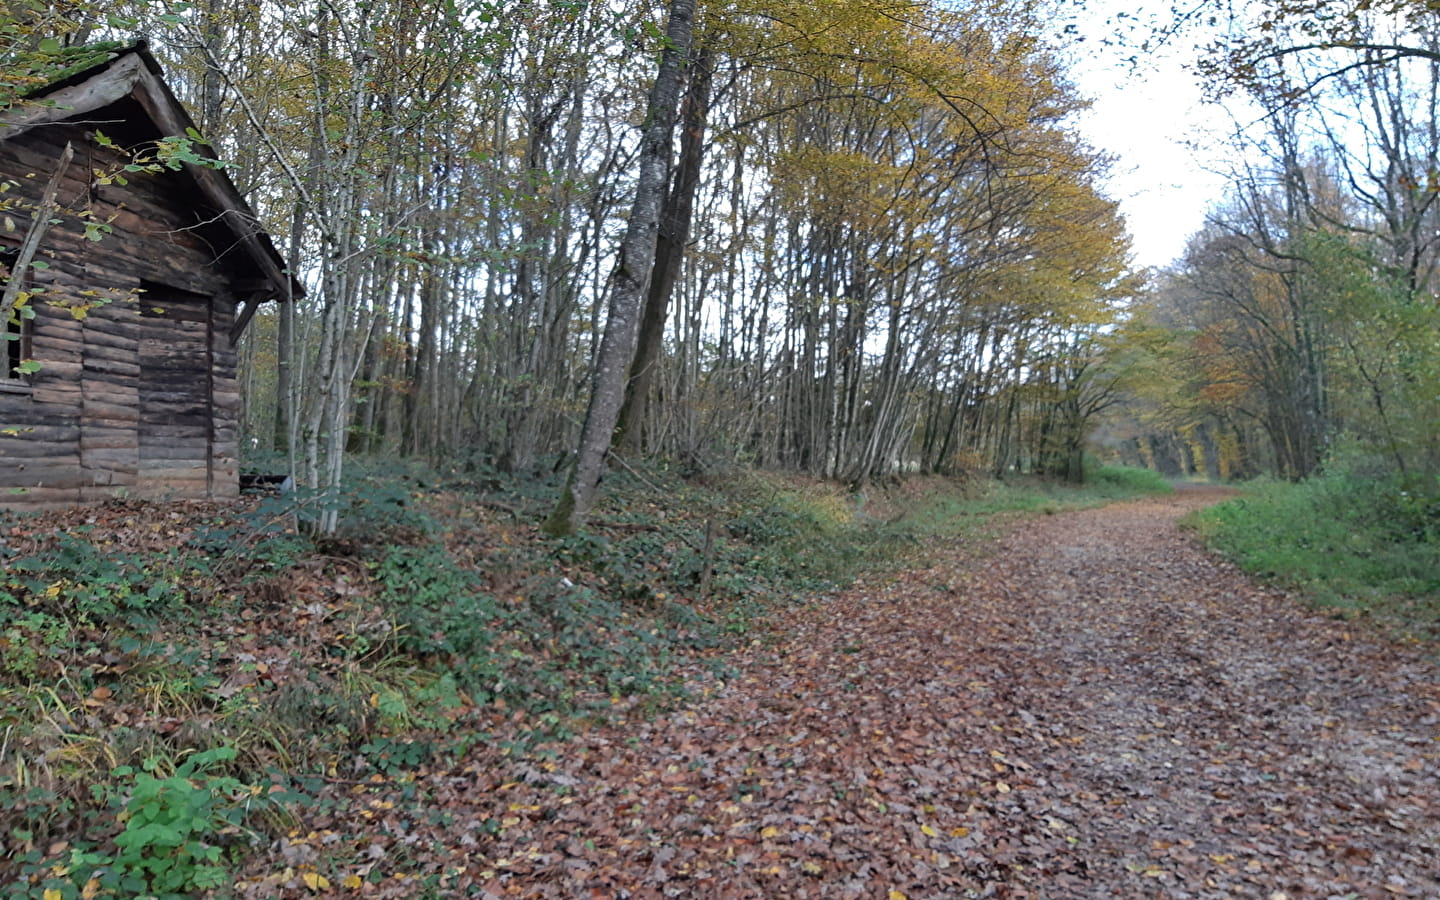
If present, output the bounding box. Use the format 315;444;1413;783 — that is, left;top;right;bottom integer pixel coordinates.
1;245;30;382
138;280;211;321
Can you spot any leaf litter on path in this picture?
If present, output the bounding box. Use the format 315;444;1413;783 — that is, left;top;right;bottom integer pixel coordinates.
244;488;1440;898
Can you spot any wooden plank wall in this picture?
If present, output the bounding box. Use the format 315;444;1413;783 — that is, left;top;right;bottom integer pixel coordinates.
0;297;84;507
1;111;247;508
80;300;140;502
136;292;210;498
210;296;240;500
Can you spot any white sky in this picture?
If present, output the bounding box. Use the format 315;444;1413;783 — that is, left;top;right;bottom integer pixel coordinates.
1059;4;1237;270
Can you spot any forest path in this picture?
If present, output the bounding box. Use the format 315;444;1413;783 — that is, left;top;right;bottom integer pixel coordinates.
265;490;1440;898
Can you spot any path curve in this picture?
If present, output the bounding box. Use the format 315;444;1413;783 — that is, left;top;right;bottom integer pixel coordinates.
951;489;1440;897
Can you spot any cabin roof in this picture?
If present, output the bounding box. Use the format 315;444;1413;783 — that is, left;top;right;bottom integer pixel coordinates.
0;40;304;302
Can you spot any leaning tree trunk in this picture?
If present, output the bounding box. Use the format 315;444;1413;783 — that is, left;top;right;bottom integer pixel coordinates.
616;45;713;455
543;0;697;536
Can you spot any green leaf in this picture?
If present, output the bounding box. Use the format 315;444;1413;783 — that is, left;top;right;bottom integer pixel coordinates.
193;865;228;888
16;360;40;375
37;38;61;54
115;820;184;850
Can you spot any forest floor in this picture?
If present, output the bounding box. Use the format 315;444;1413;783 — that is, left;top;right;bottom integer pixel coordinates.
239;486;1440;899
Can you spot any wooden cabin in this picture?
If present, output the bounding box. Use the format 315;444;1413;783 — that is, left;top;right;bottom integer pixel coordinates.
0;42;300;509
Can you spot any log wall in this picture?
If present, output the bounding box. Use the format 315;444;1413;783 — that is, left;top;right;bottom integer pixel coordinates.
1;112;245;509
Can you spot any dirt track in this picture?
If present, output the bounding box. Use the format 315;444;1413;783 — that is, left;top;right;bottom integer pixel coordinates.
950;489;1440;897
248;489;1440;898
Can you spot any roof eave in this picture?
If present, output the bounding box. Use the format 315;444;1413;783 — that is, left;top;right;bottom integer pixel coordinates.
0;41;304;302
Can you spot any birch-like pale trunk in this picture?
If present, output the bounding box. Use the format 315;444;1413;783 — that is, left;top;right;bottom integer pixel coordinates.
544;0;696;536
298;6;376;534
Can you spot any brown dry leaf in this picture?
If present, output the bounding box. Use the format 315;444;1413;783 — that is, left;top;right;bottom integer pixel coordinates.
15;490;1440;899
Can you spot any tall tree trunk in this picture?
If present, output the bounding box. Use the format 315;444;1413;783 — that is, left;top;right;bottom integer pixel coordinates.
198;0;225;134
544;0;697;536
274;194;306;454
616;46;713;454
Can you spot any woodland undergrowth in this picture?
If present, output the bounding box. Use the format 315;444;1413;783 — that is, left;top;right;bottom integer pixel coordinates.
1187;468;1440;642
0;460;1166;897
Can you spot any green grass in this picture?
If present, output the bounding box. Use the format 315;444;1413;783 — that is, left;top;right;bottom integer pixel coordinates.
711;464;1175;590
1087;464;1175;497
1187;472;1440;638
783;464;1177;578
1000;466;1172;508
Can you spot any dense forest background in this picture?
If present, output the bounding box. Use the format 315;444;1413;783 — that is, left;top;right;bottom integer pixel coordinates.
5;0;1439;521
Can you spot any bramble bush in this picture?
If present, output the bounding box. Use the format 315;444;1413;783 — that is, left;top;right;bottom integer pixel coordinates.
5;746;271;900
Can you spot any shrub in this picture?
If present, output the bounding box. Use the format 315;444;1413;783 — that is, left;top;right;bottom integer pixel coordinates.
1190;471;1440;635
0;535;197;684
6;746;268;900
371;543;682;718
